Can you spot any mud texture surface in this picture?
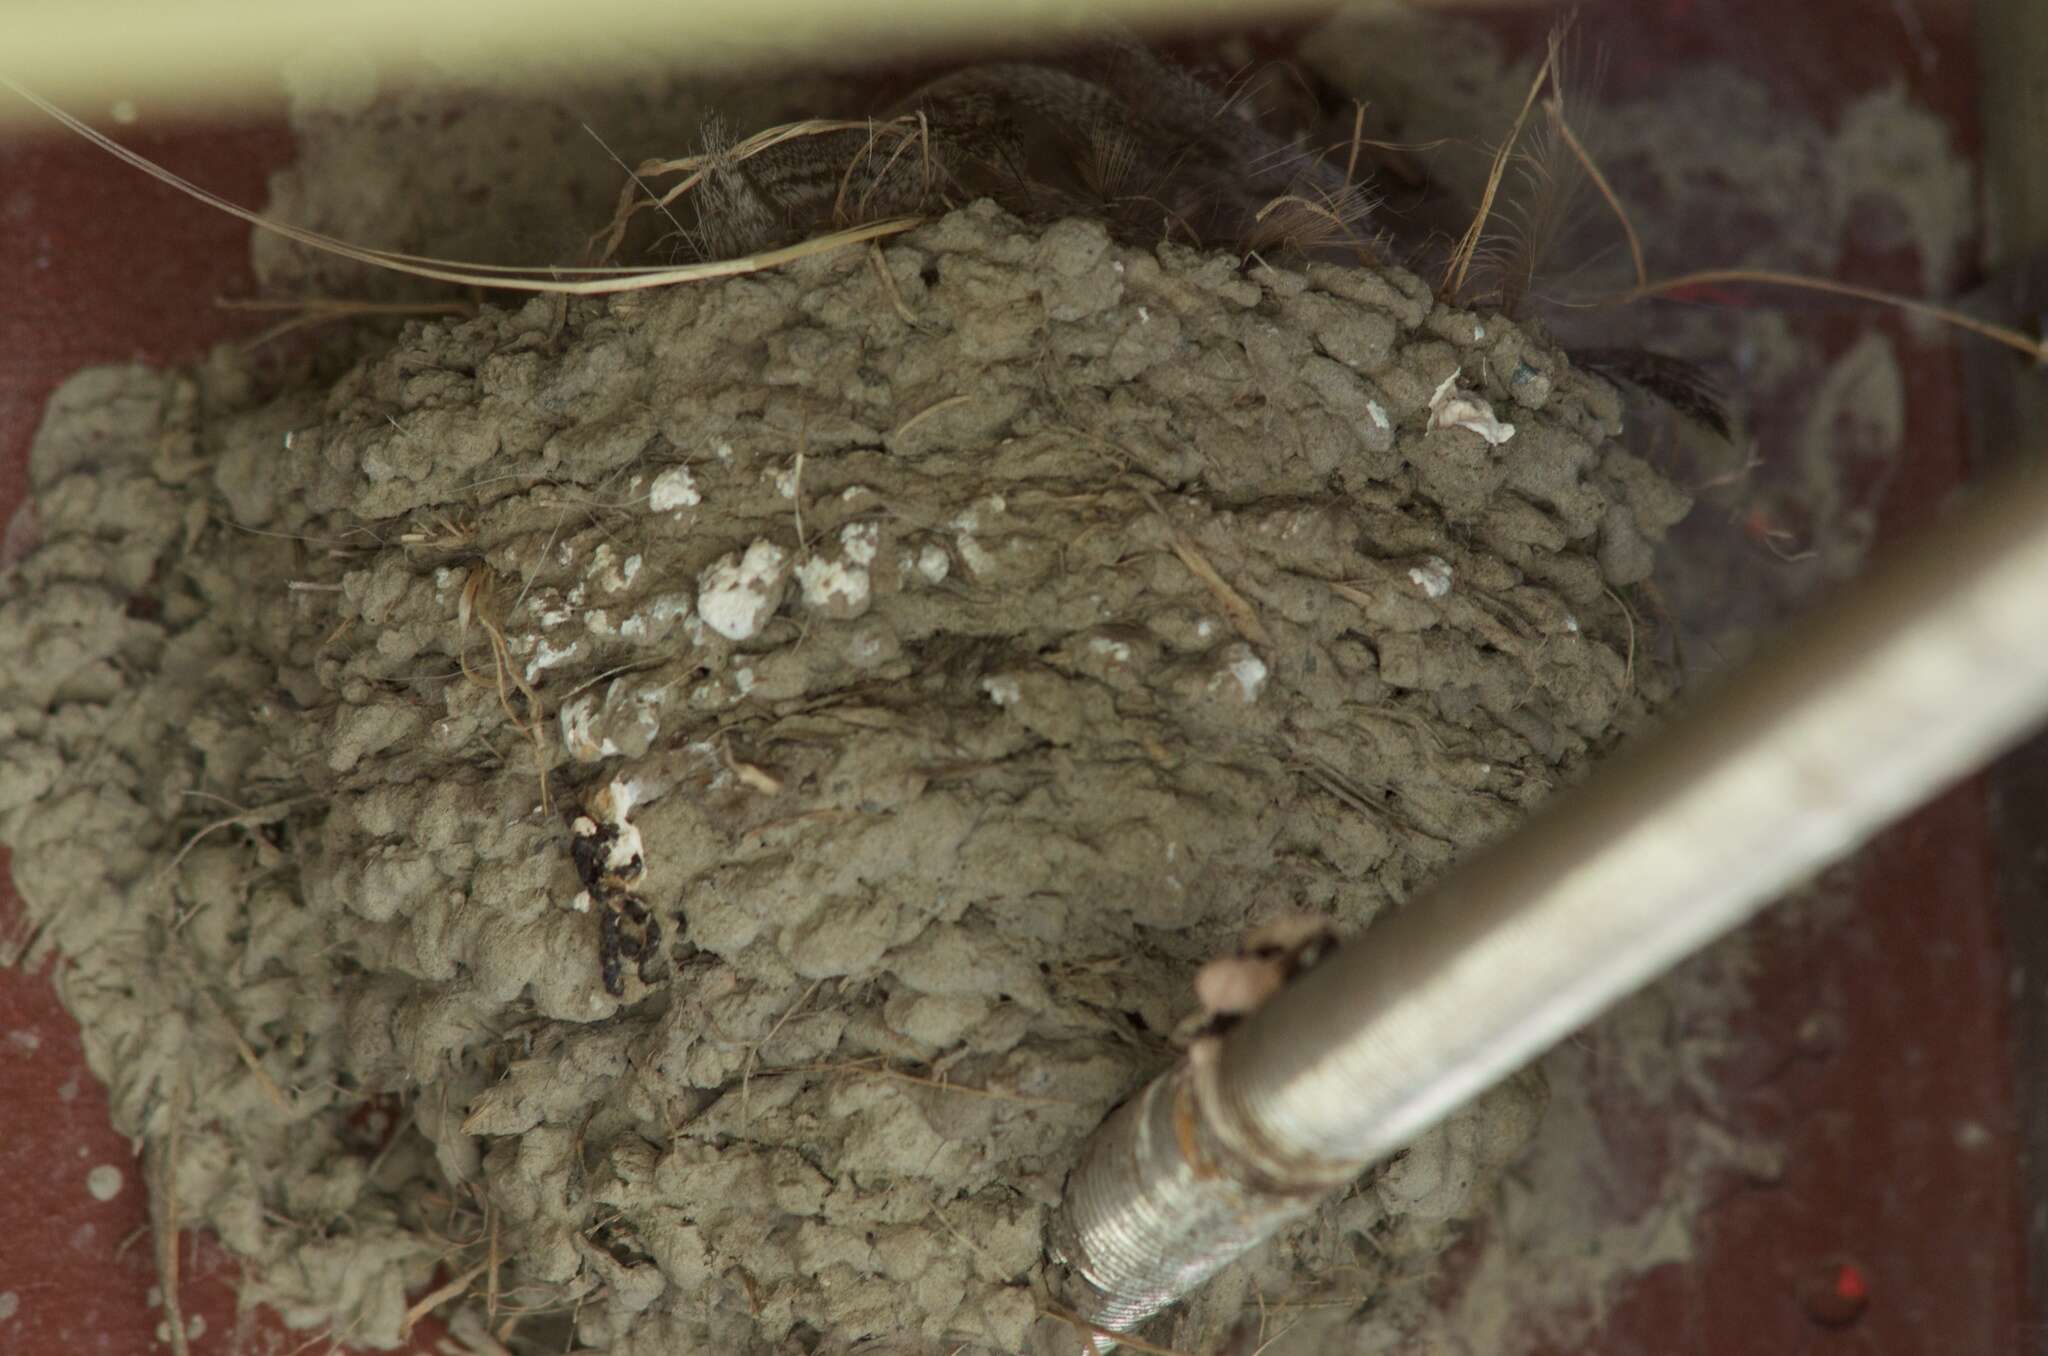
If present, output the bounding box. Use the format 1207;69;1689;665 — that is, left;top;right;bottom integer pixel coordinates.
0;203;1684;1354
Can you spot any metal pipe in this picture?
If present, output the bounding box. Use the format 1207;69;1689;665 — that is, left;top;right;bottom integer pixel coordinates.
1048;464;2048;1336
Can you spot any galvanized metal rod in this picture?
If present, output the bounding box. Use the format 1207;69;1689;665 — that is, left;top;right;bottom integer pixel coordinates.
1048;465;2048;1335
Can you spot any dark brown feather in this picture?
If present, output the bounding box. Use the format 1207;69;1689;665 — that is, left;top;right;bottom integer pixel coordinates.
1570;346;1733;439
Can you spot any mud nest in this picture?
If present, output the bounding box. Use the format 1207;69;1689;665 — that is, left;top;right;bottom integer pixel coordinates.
0;202;1687;1354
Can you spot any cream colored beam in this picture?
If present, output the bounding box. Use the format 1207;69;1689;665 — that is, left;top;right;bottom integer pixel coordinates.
0;0;1315;123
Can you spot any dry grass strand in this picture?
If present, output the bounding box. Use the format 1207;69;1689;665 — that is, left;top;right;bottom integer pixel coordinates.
867;242;928;330
1140;490;1273;649
1440;26;1560;301
592;114;931;262
459;567;552;813
149;1077;192;1356
8;77;916;294
891;394;974;440
1243;181;1379;260
402;1261;489;1340
1548;96;1642;291
219;296;477;349
754;1057;1078;1107
740;978;826;1135
1623;268;2048;361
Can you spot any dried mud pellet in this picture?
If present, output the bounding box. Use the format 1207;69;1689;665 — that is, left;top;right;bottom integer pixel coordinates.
0;201;1687;1354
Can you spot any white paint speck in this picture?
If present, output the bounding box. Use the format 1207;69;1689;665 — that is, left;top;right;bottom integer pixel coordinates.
110;99;138;124
282;429;295;451
955;534;996;578
1563;614;1581;635
7;1029;40;1053
1366;400;1391;432
606;822;644;875
1225;650;1269;703
950;494;1006;533
840;521;880;566
982;676;1022;708
793;522;881;616
559;694;619;762
697;539;790;641
649;465;702;510
523;636;580;684
620;592;692;646
841;484;870;502
1088;636;1132;664
916;544;951;584
588;543;637;593
1408;556;1454;599
86;1164;123;1201
1427;369;1517;446
565;780;645;903
946;495;1007;576
795;554;872;615
1138;305;1151;324
734;666;756;696
1955;1120;1992;1150
714;441;735;462
1196;619;1218;640
773;463;800;499
0;1290;18;1322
